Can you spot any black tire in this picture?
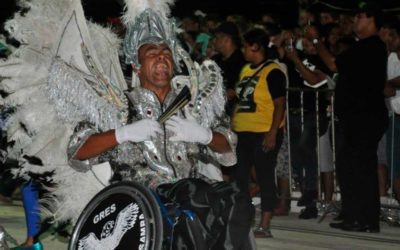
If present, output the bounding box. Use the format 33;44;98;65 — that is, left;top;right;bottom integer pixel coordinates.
239;230;257;250
184;215;207;250
69;181;163;250
162;209;207;250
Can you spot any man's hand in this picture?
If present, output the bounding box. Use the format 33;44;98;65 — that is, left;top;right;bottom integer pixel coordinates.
284;46;299;62
166;115;213;145
226;88;237;101
115;119;162;143
384;81;396;97
262;130;277;152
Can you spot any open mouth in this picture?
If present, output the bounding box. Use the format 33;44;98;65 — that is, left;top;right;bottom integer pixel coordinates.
154;63;170;78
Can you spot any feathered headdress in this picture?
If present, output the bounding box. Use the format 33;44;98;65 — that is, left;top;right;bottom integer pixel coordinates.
122;0;181;71
122;0;175;24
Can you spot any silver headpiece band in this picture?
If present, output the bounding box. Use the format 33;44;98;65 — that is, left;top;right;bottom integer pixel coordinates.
123;8;181;71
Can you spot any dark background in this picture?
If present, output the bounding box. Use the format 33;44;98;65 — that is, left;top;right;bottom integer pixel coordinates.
1;0;400;30
80;0;302;26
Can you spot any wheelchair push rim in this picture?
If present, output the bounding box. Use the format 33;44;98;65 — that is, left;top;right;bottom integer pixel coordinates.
69;181;163;250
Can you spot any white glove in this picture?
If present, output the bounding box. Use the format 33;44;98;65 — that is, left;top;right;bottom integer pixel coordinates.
115;119;162;143
165;115;213;145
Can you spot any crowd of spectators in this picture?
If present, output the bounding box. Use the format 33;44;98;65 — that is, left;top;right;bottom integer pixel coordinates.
172;0;400;235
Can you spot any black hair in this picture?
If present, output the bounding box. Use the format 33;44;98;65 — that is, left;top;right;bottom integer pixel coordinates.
367;12;383;29
320;22;340;39
356;1;384;28
264;23;282;37
381;15;400;35
215;21;242;48
319;6;340;20
204;13;221;24
243;29;269;52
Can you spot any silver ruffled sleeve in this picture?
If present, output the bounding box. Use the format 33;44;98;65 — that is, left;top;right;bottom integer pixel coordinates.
195;116;237;182
203;114;237;167
67;122;99;172
212;125;237;166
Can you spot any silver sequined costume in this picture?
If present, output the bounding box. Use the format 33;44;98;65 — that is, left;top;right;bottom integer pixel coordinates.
68;85;237;189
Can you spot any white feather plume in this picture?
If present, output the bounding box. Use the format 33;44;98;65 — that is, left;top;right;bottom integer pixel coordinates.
0;0;127;223
122;0;176;24
5;0;73;49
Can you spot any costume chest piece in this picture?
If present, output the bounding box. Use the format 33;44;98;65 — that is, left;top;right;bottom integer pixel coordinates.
125;87;197;178
126;87;165;120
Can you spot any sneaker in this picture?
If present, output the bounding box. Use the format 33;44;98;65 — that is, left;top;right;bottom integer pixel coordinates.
299;205;318;219
253;227;273;238
10;241;43;250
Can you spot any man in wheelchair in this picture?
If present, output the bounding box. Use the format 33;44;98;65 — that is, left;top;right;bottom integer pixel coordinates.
67;6;254;250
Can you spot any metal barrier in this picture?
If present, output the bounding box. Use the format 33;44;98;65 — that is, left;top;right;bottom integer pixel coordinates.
382;112;400;225
285;87;400;226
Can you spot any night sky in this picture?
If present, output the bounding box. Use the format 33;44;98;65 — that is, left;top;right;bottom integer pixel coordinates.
1;0;400;30
81;0;300;24
0;0;17;27
0;0;301;28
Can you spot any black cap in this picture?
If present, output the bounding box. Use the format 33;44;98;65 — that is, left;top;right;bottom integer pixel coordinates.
355;1;383;27
355;1;382;16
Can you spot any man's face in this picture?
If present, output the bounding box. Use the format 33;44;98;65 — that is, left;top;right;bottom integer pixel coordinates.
206;20;218;32
387;29;400;52
379;27;391;45
302;38;317;55
213;32;228;53
328;26;341;46
339;14;354;36
320;12;334;25
242;42;254;62
182;17;199;33
353;12;375;37
270;34;283;47
298;10;314;27
135;43;174;91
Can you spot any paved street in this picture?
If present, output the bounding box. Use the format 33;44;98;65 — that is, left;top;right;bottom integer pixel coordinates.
1;200;400;249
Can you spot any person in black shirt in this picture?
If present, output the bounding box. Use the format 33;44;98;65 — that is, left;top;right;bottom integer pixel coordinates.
285;37;333;219
330;2;388;233
212;22;246;117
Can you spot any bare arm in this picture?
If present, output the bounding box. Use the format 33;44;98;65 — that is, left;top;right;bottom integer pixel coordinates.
303;25;338;72
285;48;327;85
384;76;400;97
207;132;232;153
384;81;396;97
388;75;400;88
315;42;337;73
263;96;285;152
74;130;118;160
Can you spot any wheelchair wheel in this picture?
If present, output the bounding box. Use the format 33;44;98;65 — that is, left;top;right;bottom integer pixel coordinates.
240;230;257;250
69;181;163;250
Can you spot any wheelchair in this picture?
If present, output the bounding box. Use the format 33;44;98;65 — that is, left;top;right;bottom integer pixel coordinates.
69;180;254;250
